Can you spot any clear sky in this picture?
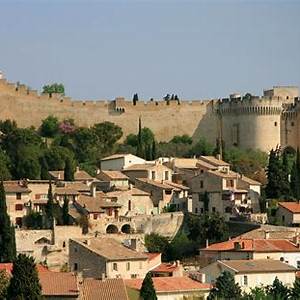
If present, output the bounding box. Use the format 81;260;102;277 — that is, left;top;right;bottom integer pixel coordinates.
0;0;299;100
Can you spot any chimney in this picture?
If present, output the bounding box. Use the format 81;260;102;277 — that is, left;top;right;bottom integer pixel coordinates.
76;166;80;172
216;154;221;160
175;260;180;267
91;184;96;198
206;239;209;248
234;241;241;250
265;231;270;240
101;273;106;281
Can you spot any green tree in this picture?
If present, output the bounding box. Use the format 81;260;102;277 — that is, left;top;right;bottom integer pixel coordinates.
62;194;69;225
0;269;9;299
42;83;65;95
189;137;214;156
170;134;193;145
124;133;138;147
133;93;139;105
0;180;16;262
64;157;75;181
290;278;300;299
203;191;210;212
243;286;272;300
145;233;170;258
40;115;59;138
136;117;143;158
152;139;157;160
7;254;42;300
39;155;50;180
291;149;300;200
266;277;289;300
0;149;11;180
208;271;242;300
140;272;157;300
23;211;43;229
266;148;282;199
45;182;54;229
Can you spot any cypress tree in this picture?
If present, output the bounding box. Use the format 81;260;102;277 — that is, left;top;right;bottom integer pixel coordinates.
45;181;54;229
267;277;289;299
64;157;74;181
145;143;152;161
136;117;144;158
152;139;157;160
266;148;282;199
140;272;157;300
281;150;291;198
291;148;300;200
7;254;42;300
0;180;16;262
133;93;139;106
62;194;69;225
208;271;241;300
290;278;300;299
203;191;210;212
39;155;50;180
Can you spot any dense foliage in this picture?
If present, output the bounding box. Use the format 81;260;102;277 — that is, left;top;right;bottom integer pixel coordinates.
0;181;16;263
7;254;42;300
140;272;157;300
42;83;65;95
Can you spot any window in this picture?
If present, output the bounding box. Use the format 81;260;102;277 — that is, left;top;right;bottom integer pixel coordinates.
15;217;22;226
200;169;204;174
126;262;130;271
93;214;98;220
200;208;204;214
151;171;156;180
282;215;285;223
74;246;78;253
226;180;234;188
63;241;66;248
15;204;23;211
274;122;277;127
297;261;300;269
128;200;132;211
291;122;295;127
200;181;204;189
131;274;137;278
113;263;118;271
165;171;169;181
212;207;216;213
243;275;248;286
195;208;198;214
280;257;284;262
74;263;78;271
16;193;21;200
165;190;172;195
225;206;232;213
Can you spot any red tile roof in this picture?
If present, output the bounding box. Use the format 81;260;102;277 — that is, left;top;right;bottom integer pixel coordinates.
125;277;211;293
152;262;179;273
81;278;129;300
278;202;300;213
39;272;79;297
0;263;48;275
202;238;300;252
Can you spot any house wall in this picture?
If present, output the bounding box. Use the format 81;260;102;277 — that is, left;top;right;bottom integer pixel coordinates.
6;192;31;225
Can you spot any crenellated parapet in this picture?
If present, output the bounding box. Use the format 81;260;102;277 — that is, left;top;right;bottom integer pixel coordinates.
218;96;283;116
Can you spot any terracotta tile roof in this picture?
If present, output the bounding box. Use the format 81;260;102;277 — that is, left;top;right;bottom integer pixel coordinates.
278;202;300;213
106;188;150;198
219;259;297;273
0;263;49;275
199;156;230;166
125;276;211;293
49;169;93;181
207;169;238;179
81;278;129;300
4;182;31;193
75;194;122;212
152;262;179;273
73;238;148;261
171;158;201;169
136;178;173;190
196;160;218;170
98;170;129;180
54;187;79;195
65;182;90;192
202;238;300;252
164;181;189;191
39;272;79;297
123;163;156;171
239;175;261;185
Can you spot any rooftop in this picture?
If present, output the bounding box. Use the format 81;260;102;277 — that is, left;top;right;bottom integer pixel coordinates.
4;182;31;193
72;238;148;261
98;170;129;180
49;169;93;181
152;262;180;273
125;276;211;293
219;259;297;274
199;156;230;167
101;153;144;161
39;272;79;297
81;278;129;300
278;202;300;213
202;238;300;253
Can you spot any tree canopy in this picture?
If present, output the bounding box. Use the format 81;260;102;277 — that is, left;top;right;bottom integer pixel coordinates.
42;83;65;95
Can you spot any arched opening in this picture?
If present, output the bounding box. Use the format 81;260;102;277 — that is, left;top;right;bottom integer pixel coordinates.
106;224;118;234
121;224;131;234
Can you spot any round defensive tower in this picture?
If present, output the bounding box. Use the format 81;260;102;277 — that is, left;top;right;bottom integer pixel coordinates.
218;94;283;152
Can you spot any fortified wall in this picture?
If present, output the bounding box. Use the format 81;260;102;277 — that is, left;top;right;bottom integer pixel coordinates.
0;75;299;152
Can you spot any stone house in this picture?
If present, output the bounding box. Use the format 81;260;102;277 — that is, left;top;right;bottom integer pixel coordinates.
97;170;130;190
134;178;189;213
200;238;300;269
49;167;94;185
199;259;296;293
4;181;31;226
122;161;173;182
277;202;300;226
100;154;145;171
125;276;211;300
69;237;149;279
105;187;154;216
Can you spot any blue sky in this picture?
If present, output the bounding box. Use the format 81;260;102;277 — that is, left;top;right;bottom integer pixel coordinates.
0;0;299;100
